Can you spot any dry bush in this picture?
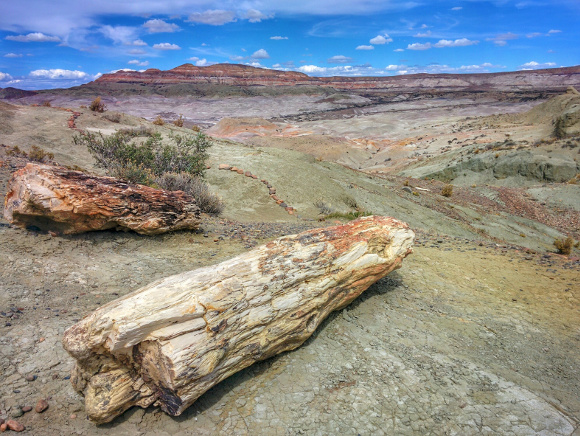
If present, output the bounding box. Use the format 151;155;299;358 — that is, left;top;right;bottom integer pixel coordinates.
554;237;574;255
155;172;224;215
41;101;52;107
152;116;165;126
28;145;54;162
314;199;333;215
7;145;27;157
191;125;201;132
173;115;184;127
441;184;453;197
89;96;106;113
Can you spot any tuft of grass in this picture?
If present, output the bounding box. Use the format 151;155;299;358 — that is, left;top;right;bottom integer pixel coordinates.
152;115;165;126
554;237;575;255
89;96;106;113
28;145;54;162
117;126;154;138
103;112;122;123
41;100;52;107
7;145;27;157
173;115;185;127
191;125;201;132
441;184;453;197
155;172;224;215
324;210;373;221
314;199;333;215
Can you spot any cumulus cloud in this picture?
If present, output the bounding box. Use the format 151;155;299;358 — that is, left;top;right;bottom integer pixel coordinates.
128;59;149;67
356;45;374;50
187;56;209;66
407;42;432;50
130;39;148;46
486;33;518;46
6;32;60;42
327;55;352;63
433;38;478;48
385;65;400;71
251;49;270;59
152;43;181;50
187;10;236;25
0;72;13;81
245;9;270;23
520;61;557;70
143;19;180;33
370;34;392;45
4;53;23;58
30;69;88;79
270;36;288;40
298;65;327;74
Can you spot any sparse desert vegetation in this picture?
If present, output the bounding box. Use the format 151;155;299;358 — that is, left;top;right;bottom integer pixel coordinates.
89;96;106;113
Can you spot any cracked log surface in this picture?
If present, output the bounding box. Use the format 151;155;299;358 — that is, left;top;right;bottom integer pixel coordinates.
3;163;201;235
62;216;414;424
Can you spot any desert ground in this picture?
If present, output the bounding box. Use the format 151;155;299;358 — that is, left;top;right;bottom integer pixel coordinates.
1;86;579;435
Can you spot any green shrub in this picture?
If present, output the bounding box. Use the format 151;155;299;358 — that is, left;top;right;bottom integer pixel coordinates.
553;117;566;139
74;130;221;214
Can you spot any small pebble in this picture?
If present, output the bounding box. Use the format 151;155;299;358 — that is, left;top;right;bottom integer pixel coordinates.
25;374;37;382
6;420;25;432
35;399;49;413
11;409;23;418
69;414;77;419
0;423;7;432
21;406;32;413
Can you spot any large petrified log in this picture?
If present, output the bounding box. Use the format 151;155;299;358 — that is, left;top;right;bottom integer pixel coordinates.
3;163;200;235
62;216;414;424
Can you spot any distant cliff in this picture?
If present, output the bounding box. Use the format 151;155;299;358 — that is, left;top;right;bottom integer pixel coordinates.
93;63;580;92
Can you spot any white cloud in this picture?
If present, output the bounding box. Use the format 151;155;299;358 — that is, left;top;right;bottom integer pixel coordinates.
414;31;432;37
298;65;327;74
128;59;149;67
327;55;352;63
520;61;556;70
229;55;245;61
407;42;432;50
195;58;208;66
451;6;463;11
270;36;288;40
5;32;60;42
526;32;543;38
130;39;148;46
153;43;181;50
4;53;23;58
128;49;147;55
548;29;562;34
385;65;400;71
143;19;180;33
433;38;479;48
486;33;518;46
356;45;374;50
100;25;138;44
0;72;13;81
251;48;270;59
245;9;270;23
370;34;392;45
187;10;236;25
30;69;88;79
394;48;405;52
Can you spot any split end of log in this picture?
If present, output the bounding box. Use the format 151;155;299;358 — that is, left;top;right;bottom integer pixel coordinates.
63;215;414;424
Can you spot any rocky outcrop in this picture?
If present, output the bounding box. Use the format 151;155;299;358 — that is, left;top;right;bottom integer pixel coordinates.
62;215;414;424
3;163;201;235
93;63;580;93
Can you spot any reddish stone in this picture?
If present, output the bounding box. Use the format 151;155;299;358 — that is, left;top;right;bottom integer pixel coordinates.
6;420;24;432
35;398;49;413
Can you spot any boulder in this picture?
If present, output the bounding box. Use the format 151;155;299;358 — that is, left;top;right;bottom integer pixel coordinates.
3;163;201;235
62;216;414;424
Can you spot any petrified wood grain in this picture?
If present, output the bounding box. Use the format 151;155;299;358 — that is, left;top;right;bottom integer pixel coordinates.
3;163;200;235
62;216;414;424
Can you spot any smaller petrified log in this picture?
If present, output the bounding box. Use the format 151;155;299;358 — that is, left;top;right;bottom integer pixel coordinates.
63;216;414;424
3;163;200;235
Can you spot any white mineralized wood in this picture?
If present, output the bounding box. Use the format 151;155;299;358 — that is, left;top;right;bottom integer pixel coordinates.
62;216;414;424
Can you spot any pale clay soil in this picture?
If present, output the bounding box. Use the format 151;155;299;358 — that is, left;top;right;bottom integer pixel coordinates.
0;94;579;435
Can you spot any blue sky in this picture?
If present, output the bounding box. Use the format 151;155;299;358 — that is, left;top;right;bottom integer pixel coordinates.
0;0;578;90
